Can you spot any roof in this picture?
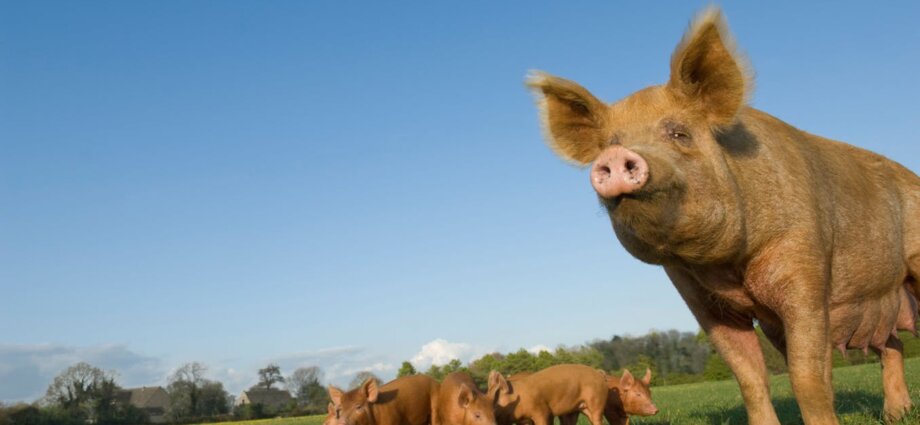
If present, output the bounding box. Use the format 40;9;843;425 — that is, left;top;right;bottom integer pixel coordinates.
118;386;170;409
239;388;292;408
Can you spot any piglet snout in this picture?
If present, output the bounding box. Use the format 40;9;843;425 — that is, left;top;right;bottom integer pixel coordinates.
590;146;649;199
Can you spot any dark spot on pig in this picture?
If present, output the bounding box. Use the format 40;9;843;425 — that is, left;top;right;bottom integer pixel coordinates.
716;122;759;157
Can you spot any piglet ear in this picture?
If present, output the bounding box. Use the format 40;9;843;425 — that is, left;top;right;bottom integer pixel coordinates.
642;368;652;386
667;7;751;128
363;378;379;403
458;383;473;408
328;385;344;406
327;402;335;416
487;371;510;395
526;71;611;166
619;369;635;389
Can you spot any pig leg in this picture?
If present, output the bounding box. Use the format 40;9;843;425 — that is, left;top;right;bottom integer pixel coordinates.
583;396;606;425
871;336;912;423
558;413;577;425
665;266;780;425
585;410;604;425
765;261;838;425
529;413;552;425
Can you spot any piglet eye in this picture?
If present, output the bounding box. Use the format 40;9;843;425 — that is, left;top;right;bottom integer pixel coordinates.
474;412;482;419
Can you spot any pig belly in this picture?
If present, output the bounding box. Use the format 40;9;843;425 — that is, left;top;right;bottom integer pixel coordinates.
829;284;919;352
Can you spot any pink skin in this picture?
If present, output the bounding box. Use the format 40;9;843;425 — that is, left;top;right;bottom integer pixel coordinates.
590;145;649;198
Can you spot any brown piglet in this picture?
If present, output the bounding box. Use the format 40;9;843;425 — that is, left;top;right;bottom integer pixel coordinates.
324;402;337;425
561;369;658;425
488;364;607;425
437;372;496;425
328;375;439;425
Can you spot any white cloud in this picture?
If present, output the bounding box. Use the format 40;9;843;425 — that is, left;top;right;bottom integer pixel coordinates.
527;344;551;354
409;339;485;370
0;344;165;403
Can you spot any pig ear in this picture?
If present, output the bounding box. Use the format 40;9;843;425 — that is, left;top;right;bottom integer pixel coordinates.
667;7;751;128
642;368;652;386
487;371;510;394
363;378;379;403
458;383;473;408
526;71;610;166
327;402;335;415
619;369;635;389
328;385;344;406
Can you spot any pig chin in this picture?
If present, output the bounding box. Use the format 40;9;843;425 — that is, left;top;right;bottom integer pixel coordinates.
603;185;685;265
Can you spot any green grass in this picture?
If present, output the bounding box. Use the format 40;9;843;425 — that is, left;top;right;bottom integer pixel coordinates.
198;358;920;425
193;415;327;425
630;357;920;425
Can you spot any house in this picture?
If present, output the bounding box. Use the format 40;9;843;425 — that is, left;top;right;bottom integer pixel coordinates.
117;386;170;424
236;388;293;413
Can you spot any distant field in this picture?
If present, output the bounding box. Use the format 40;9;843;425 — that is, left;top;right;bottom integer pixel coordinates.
203;358;920;425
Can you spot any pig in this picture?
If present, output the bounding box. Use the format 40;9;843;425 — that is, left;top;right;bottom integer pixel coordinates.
437;372;497;425
328;375;440;425
572;369;657;425
558;369;657;425
526;6;919;425
487;364;607;425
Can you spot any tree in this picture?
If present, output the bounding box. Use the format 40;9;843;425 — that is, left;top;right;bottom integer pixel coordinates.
396;361;417;378
288;366;328;412
197;381;231;416
349;371;380;390
42;362;144;424
703;353;733;381
257;363;285;390
167;362;209;422
43;362;111;420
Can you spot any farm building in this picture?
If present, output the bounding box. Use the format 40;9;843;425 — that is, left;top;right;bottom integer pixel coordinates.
116;386;170;424
235;388;293;413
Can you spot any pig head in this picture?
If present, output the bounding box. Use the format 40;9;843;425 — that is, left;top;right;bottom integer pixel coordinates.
528;7;919;425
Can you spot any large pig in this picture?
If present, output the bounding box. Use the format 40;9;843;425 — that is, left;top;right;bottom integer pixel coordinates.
437;372;497;425
487;364;607;425
559;369;658;425
527;7;919;425
328;375;440;425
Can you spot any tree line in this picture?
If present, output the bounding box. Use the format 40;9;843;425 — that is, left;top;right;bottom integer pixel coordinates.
3;328;917;425
397;328;920;388
0;362;331;425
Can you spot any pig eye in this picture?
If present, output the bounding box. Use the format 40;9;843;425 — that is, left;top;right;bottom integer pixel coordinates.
474;412;482;420
664;121;692;145
668;130;691;140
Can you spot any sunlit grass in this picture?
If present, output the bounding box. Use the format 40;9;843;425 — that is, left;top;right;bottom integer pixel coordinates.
193;414;326;425
631;357;920;425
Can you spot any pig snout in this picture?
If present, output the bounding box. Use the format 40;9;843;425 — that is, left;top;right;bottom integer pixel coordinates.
590;146;649;199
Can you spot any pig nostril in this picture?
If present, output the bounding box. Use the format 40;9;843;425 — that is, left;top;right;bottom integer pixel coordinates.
625;160;637;173
598;165;611;177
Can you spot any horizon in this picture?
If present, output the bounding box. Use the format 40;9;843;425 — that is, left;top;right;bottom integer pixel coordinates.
3;1;919;403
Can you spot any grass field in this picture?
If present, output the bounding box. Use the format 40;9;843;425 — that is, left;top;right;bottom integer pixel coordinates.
202;357;920;425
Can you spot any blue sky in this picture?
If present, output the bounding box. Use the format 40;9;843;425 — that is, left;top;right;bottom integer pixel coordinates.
2;1;919;402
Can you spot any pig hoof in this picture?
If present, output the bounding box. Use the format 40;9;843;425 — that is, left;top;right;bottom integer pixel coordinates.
883;398;912;423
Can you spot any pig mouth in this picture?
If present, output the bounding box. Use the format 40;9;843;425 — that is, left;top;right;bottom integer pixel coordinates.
599;185;664;210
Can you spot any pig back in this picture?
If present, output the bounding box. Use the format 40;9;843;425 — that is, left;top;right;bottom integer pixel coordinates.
522;364;608;414
373;375;440;425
